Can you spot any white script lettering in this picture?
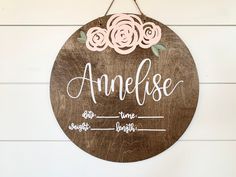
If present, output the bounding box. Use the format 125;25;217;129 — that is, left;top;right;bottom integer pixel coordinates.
67;58;184;106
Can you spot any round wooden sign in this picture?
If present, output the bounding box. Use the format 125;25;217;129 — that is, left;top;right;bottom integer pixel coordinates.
50;14;199;162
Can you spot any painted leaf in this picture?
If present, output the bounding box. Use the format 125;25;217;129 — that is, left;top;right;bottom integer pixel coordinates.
151;44;166;57
156;44;166;50
151;45;160;57
80;31;87;40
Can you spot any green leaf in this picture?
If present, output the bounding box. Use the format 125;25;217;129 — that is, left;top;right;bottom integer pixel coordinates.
77;31;87;43
156;44;166;50
80;31;87;40
151;43;166;57
151;45;160;57
77;37;86;43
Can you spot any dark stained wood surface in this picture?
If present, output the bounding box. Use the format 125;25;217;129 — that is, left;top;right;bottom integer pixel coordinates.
50;14;199;162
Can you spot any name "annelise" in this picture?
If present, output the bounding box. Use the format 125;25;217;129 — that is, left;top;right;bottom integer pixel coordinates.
66;58;183;106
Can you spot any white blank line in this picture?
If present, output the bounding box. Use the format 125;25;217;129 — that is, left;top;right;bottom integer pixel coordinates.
96;116;119;119
138;116;164;119
90;128;166;132
90;128;115;131
137;129;166;132
96;116;164;119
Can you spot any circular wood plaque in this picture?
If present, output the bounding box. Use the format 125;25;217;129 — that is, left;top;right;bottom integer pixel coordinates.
50;14;199;162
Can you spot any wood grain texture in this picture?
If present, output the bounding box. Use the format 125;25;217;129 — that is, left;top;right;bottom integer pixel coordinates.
50;14;199;162
1;26;236;83
0;84;236;141
0;0;235;176
1;84;236;140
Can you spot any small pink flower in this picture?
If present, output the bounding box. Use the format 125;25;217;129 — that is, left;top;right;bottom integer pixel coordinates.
106;14;143;55
139;22;161;49
86;27;108;52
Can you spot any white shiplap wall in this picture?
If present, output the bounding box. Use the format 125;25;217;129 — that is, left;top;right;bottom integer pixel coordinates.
0;0;236;176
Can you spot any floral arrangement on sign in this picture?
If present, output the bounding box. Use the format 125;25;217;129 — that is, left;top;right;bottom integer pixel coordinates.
78;13;166;57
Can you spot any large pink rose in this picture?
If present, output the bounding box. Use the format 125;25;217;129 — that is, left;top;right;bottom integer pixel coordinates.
106;14;143;55
86;27;108;52
139;22;161;48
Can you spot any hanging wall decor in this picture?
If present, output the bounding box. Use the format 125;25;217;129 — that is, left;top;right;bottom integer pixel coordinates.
50;1;199;162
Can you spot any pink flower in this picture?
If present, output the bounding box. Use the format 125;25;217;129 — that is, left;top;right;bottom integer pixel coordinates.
86;27;108;52
106;14;143;55
84;14;163;55
139;22;162;48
